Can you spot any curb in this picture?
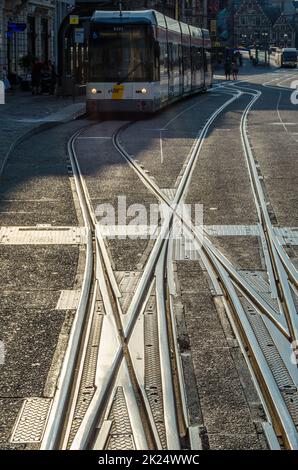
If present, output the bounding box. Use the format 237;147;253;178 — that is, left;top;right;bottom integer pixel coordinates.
0;104;86;178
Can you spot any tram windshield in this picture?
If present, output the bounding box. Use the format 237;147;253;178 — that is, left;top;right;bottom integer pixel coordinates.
89;25;154;82
283;51;297;62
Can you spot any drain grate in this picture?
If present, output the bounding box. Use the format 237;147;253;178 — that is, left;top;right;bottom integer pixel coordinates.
67;298;104;447
105;387;135;450
10;398;52;444
242;299;298;426
144;295;167;449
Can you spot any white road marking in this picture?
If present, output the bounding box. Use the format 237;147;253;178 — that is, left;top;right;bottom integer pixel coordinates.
160;131;164;164
270;122;298;125
77;136;112;140
144;128;167;131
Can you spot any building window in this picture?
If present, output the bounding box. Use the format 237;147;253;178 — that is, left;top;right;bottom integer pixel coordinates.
249;16;256;26
27;16;36;57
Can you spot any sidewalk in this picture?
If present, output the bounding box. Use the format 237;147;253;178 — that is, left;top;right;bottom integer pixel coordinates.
0;90;86;171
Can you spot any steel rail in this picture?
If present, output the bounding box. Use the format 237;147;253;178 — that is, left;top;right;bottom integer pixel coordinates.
41;130;94;450
114;95;292;343
155;244;181;450
113;87;298;448
62;118;204;450
211;256;298;449
62;128;163;451
71;92;241;450
236;85;298;344
61;281;99;449
166;234;192;444
114;92;242;342
42;126;148;451
42;77;297;450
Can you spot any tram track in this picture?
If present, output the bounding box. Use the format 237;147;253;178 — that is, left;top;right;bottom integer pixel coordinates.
41;78;298;450
40;88;241;451
42;126;166;450
112;84;298;449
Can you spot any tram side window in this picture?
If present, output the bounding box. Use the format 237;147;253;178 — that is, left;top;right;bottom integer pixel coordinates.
197;48;203;71
191;46;201;72
154;41;160;81
178;44;183;75
205;51;212;72
172;42;180;76
203;50;208;72
168;43;173;73
182;45;191;73
159;42;168;77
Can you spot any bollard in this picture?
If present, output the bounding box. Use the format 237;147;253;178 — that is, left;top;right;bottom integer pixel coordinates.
0;80;4;104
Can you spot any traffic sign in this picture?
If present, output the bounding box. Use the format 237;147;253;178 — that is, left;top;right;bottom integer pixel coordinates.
74;28;85;44
8;22;27;32
210;20;217;34
70;15;79;25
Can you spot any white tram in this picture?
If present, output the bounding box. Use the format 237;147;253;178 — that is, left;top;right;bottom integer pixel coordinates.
275;48;297;68
86;10;213;114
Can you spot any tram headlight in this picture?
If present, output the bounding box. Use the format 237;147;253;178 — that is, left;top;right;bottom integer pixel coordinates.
91;88;97;94
141;88;147;94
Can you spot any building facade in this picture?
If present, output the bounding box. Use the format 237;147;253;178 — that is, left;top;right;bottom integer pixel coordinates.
125;0;206;26
272;12;296;46
0;0;74;79
234;0;272;46
234;0;297;47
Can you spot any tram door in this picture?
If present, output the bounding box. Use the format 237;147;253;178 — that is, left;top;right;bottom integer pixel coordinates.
204;50;212;87
168;43;174;97
178;44;183;94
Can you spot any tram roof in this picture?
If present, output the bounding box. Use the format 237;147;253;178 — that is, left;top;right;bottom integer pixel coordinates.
91;10;202;36
91;10;159;25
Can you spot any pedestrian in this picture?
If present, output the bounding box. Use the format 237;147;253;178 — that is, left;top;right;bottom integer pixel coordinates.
224;59;231;80
2;67;11;91
47;60;56;95
232;60;239;80
31;58;42;95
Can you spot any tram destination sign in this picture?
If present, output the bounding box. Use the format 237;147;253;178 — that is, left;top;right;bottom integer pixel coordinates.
75;0;115;4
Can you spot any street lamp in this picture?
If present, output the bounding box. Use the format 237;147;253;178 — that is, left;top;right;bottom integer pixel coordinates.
262;32;269;66
284;33;288;47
